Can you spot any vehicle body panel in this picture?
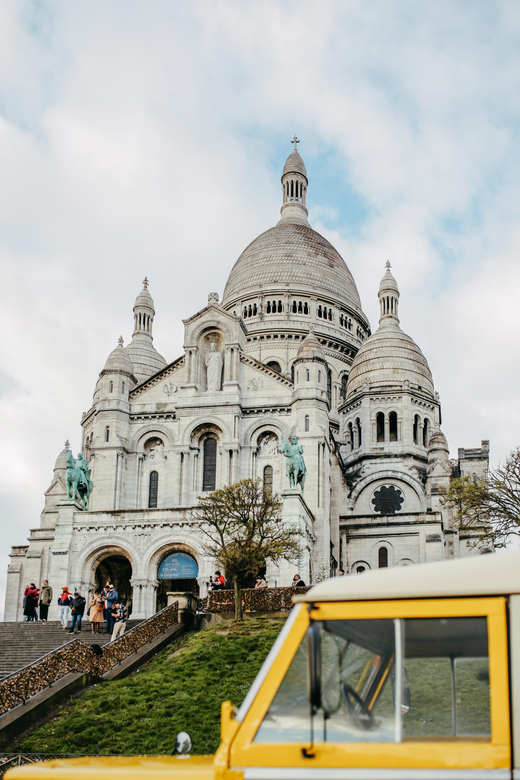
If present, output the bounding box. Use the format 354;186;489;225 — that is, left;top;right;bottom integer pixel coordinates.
4;755;215;780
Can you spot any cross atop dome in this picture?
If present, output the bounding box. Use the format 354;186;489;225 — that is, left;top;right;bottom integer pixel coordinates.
143;277;149;289
291;135;300;151
118;335;124;346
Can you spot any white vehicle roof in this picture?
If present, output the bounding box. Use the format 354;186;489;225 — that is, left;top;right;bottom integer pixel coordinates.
294;551;520;603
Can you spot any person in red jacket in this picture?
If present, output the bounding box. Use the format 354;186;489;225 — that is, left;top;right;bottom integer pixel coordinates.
57;587;73;630
23;584;39;622
212;571;225;590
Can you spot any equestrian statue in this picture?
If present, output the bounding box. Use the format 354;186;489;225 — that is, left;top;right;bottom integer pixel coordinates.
281;435;307;496
64;442;93;509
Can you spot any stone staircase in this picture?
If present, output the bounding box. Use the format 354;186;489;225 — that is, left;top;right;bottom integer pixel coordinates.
0;620;142;680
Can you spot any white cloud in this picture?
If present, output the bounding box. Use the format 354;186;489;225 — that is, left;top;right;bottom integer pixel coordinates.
1;0;520;618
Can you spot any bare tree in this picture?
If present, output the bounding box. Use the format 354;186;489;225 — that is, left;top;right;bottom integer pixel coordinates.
441;447;520;549
196;479;302;620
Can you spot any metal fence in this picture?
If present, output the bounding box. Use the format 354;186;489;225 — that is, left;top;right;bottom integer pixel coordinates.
200;585;310;613
0;602;178;716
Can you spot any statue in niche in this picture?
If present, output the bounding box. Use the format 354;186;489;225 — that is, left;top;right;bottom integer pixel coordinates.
205;343;223;391
145;439;164;460
256;434;280;458
281;436;307;496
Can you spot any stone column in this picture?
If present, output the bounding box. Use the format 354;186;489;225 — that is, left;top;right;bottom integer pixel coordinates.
138;580;159;619
136;455;144;508
177;449;186;504
129;578;149;620
223;346;232;384
232;447;240;482
113;451;125;511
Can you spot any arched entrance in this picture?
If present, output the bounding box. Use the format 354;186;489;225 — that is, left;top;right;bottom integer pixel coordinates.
95;555;133;613
156;551;199;610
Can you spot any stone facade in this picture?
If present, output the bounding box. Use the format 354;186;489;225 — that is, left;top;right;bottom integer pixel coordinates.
5;142;489;621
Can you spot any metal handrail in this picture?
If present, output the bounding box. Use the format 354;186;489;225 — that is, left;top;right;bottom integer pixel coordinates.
0;603;178;715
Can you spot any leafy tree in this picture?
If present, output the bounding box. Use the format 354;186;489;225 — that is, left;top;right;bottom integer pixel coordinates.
196;479;302;620
441;447;520;548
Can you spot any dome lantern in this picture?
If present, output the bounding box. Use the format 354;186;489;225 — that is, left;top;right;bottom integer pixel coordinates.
126;278;167;383
379;261;399;325
279;136;310;226
132;277;155;338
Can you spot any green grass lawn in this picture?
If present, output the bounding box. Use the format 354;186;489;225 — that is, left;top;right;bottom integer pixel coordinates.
16;617;284;757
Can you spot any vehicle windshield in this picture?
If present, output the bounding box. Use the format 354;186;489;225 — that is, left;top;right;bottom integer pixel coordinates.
254;617;490;743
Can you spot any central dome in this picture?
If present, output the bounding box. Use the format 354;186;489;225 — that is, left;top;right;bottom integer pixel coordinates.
222;221;363;313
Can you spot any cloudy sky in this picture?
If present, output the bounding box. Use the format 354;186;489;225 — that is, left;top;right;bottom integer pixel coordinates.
1;1;519;617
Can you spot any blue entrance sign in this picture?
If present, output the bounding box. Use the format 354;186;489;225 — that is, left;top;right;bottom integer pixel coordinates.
158;552;199;580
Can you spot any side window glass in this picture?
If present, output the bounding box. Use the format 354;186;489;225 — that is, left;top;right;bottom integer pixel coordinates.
254;635;308;743
454;657;490;736
253;616;490;744
402;618;490;739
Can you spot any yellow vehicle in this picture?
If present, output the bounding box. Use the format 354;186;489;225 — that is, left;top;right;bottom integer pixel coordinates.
7;551;520;780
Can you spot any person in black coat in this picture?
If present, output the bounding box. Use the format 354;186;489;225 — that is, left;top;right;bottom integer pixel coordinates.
69;592;86;634
23;584;39;621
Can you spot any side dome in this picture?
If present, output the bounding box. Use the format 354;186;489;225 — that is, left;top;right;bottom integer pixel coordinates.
126;339;166;382
347;328;434;395
53;442;69;476
102;338;136;376
346;263;434;397
222;221;363;312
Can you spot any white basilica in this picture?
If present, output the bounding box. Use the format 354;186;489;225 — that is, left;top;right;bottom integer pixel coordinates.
5;142;490;621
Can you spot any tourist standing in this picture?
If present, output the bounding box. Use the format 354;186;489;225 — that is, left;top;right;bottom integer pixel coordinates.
23;584;39;621
88;591;103;634
292;574;306;587
68;591;86;634
105;584;119;634
110;600;128;642
39;580;53;621
255;576;268;589
57;587;73;630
